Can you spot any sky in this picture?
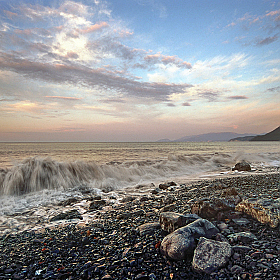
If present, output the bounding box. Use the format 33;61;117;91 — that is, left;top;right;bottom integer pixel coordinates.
0;0;279;142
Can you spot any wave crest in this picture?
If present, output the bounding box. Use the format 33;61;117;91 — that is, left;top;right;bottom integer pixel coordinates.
1;151;277;196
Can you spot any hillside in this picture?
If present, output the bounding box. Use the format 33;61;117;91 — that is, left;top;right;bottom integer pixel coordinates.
229;135;256;142
250;126;280;141
172;132;254;142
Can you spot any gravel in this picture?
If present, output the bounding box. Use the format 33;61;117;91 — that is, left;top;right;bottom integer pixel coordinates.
0;173;280;280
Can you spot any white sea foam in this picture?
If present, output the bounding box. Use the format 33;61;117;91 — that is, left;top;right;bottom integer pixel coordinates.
0;142;279;235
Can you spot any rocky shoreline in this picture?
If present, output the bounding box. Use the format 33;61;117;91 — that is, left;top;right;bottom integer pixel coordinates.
1;172;280;280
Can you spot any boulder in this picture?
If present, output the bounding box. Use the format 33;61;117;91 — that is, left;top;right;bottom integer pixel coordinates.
89;199;106;210
50;209;83;222
159;181;177;190
159;212;200;233
160;219;219;260
137;222;161;236
191;197;236;219
192;237;232;274
151;187;161;194
236;198;280;228
227;232;257;243
232;161;251;171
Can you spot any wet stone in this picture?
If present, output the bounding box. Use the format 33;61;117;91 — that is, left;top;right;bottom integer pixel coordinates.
89;199;106;209
49;209;83;222
159;212;200;233
192;237;232;274
160;219;219;260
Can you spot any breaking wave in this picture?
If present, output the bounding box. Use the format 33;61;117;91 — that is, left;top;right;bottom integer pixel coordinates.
0;152;278;196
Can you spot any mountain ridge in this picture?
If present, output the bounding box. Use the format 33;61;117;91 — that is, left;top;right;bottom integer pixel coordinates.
250;126;280;141
157;132;257;142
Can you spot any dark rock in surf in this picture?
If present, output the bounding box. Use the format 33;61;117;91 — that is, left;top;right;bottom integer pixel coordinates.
160;219;219;260
151;187;161;194
58;197;78;206
192;237;232;274
159;181;177;190
89;199;106;210
232;161;251;171
159;212;200;233
50;210;83;222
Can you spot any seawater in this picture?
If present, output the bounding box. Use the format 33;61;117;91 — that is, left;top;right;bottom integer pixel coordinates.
0;141;279;235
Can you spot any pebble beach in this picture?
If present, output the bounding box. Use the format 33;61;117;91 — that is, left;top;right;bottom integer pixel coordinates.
1;171;280;280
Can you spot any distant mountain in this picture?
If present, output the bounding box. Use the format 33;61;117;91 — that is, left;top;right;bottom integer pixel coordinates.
173;132;255;142
250;126;280;141
229;135;256;142
156;138;171;142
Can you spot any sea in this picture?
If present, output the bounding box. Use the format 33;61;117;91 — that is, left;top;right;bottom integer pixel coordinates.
0;141;280;236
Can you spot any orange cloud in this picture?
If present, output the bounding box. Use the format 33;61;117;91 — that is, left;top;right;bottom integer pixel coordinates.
79;22;108;34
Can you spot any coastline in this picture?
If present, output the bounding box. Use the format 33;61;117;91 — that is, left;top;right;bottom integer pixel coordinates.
1;171;280;279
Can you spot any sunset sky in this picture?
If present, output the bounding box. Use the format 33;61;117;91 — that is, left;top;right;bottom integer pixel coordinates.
0;0;279;142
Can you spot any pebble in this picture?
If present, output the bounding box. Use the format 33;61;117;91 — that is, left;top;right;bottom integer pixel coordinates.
0;173;279;280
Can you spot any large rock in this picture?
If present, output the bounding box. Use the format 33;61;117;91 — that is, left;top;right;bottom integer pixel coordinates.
191;197;236;219
160;219;219;260
236;198;280;228
192;237;232;274
159;212;200;233
159;181;177;190
232;161;251;171
50;210;83;222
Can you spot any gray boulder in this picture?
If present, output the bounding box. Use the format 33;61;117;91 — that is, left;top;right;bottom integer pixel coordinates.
192;237;232;274
160;212;200;233
160;219;219;260
236;198;280;228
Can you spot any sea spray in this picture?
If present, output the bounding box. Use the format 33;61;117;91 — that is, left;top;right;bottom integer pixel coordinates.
1;157;104;195
1;150;279;196
0;153;236;196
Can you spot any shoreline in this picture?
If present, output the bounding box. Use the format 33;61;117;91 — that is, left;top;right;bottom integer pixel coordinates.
1;172;280;279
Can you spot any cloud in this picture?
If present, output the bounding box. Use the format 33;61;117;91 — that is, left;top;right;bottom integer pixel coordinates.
182;102;191;106
144;53;192;69
197;89;220;102
226;8;280;46
79;21;108;34
45;96;82;100
256;35;278;46
267;86;280;92
5;101;43;114
0;52;192;102
227;95;248;100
